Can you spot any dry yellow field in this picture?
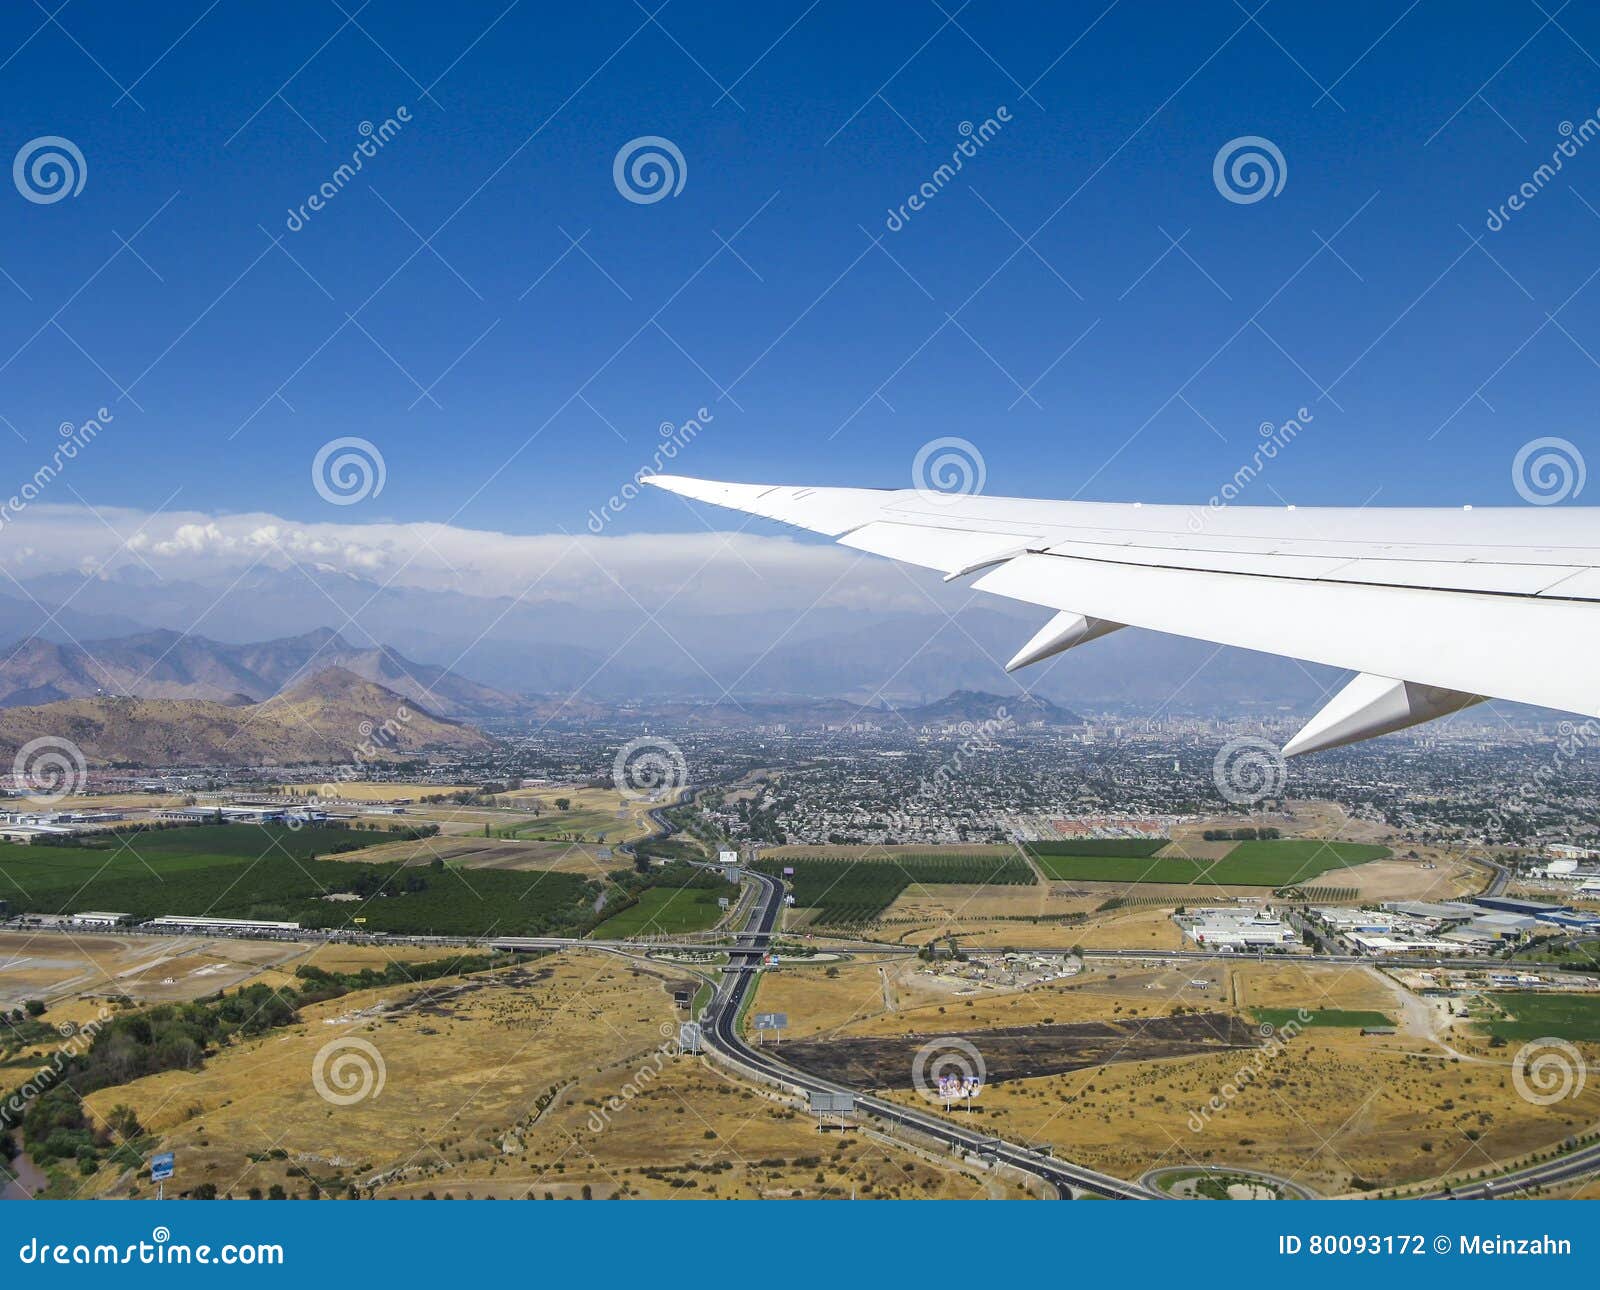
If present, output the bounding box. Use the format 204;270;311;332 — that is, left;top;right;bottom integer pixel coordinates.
889;1030;1600;1195
902;919;1091;949
882;883;1051;922
1232;962;1402;1015
0;930;483;1015
838;964;1234;1038
750;960;903;1038
80;952;677;1199
0;930;308;1009
757;950;1600;1194
72;949;1001;1201
377;1060;1017;1199
325;832;616;876
1334;857;1482;902
1069;906;1189;951
43;792;190;811
752;959;1236;1046
276;781;481;802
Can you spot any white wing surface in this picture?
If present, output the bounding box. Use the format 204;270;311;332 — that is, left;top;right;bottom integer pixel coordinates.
644;474;1600;754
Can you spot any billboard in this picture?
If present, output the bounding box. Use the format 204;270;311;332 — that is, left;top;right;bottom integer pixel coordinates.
752;1012;788;1031
150;1152;174;1182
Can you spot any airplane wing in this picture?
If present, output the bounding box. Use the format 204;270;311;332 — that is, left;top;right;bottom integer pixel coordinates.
643;473;1600;754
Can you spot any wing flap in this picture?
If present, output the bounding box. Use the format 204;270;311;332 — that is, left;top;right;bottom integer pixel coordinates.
972;552;1600;717
838;521;1044;575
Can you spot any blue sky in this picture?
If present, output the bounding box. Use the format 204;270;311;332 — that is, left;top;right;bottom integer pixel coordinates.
5;0;1600;541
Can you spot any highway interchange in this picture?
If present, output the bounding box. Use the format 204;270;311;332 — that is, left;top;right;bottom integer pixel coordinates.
584;825;1593;1201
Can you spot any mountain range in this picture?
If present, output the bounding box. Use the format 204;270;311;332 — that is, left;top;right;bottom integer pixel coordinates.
0;565;1357;712
0;667;493;767
0;627;525;720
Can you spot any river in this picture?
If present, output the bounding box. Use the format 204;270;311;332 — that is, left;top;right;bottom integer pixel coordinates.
1;1146;47;1200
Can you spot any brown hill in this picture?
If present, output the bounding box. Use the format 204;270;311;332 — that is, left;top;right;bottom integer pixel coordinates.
0;667;493;767
0;627;524;720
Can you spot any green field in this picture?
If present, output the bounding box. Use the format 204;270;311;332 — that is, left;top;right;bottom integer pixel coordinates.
592;886;725;938
755;854;1035;926
1480;993;1600;1043
1252;1008;1395;1029
1025;839;1167;859
1029;839;1389;887
496;809;626;841
0;824;599;938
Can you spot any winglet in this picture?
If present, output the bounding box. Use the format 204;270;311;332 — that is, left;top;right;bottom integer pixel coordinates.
1283;673;1483;757
1005;611;1124;672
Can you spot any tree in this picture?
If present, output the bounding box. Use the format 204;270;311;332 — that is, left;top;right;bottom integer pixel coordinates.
554;798;571;812
23;1000;45;1018
105;1104;142;1140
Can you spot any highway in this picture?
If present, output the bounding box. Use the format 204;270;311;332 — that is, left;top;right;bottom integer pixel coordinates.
695;865;1158;1200
681;855;1596;1202
1415;1138;1600;1199
484;934;1546;975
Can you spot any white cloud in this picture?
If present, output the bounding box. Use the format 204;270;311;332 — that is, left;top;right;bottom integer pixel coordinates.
0;503;958;615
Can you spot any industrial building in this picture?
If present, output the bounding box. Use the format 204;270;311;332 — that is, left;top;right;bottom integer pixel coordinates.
69;911;133;928
143;915;303;936
1172;906;1298;950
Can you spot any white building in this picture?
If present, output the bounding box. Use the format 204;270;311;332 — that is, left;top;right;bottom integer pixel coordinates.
1174;907;1298;950
70;911;132;928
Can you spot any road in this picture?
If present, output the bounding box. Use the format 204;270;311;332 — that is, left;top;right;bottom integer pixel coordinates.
1415;1140;1600;1199
683;856;1597;1202
695;865;1158;1200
